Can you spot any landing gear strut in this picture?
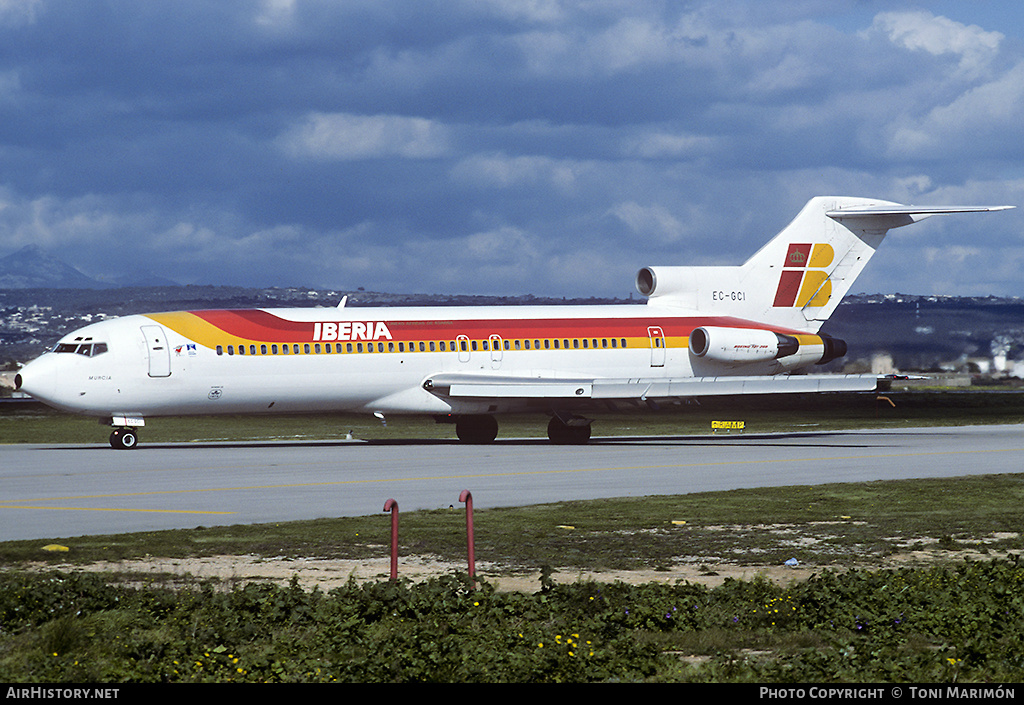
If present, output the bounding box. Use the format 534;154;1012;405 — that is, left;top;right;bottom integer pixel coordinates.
109;428;139;450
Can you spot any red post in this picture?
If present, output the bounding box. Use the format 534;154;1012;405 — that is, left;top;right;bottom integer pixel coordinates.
459;489;475;580
383;498;399;580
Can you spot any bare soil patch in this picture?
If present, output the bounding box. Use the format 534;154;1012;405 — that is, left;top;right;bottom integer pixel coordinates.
50;549;992;593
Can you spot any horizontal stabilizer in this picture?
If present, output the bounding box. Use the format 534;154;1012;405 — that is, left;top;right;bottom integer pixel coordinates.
827;204;1013;227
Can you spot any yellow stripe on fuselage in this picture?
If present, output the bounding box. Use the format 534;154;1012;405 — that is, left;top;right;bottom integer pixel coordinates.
144;312;255;349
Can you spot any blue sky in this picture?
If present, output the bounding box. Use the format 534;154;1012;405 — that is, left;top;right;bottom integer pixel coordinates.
1;0;1022;298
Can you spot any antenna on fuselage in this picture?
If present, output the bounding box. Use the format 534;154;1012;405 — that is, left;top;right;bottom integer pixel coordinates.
338;295;348;308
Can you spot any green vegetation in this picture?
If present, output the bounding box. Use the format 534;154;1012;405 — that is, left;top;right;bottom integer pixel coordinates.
3;473;1024;682
3;558;1024;682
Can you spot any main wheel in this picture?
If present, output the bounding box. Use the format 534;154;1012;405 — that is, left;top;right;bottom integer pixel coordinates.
455;415;499;444
109;428;139;450
547;416;591;445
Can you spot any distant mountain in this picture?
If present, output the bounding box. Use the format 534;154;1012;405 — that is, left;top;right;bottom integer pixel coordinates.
0;245;110;289
105;270;181;287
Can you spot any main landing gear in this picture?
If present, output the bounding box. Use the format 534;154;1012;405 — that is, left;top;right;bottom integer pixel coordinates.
546;415;592;445
455;415;499;444
109;428;139;450
451;414;593;445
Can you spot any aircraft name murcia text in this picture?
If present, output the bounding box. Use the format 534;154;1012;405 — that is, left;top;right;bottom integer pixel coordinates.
312;321;393;342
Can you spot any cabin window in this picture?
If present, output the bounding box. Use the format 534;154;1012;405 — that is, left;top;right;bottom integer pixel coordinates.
552;339;559;349
260;344;267;355
544;340;551;349
439;341;446;352
282;345;289;355
515;340;521;350
313;343;320;354
227;345;235;355
346;343;353;353
216;345;223;355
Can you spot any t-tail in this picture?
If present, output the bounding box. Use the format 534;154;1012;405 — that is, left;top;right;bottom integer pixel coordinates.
636;196;1013;333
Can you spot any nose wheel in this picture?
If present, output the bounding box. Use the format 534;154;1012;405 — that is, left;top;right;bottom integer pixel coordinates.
109;428;139;450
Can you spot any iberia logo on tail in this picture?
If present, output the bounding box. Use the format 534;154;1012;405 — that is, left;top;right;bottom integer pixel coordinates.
773;243;834;308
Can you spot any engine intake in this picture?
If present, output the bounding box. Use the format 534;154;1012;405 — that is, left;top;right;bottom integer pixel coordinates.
690;326;797;363
689;326;847;366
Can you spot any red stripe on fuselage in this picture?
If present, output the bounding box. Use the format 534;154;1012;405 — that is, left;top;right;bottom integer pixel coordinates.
187;310;807;341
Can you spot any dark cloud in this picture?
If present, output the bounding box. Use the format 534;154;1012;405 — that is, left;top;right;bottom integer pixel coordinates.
0;0;1021;297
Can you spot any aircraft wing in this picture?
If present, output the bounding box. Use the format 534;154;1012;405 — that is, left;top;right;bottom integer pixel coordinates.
423;372;879;402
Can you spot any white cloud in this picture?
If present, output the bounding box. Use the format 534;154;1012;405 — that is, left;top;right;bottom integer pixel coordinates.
450;153;581;191
869;11;1003;79
0;0;40;27
884;60;1024;159
621;131;714;159
608;201;686;245
280;113;452;161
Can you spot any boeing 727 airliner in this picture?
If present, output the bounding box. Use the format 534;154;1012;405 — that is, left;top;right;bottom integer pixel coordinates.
15;196;1013;448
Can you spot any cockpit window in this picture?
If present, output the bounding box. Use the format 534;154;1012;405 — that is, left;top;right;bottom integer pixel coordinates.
53;342;108;357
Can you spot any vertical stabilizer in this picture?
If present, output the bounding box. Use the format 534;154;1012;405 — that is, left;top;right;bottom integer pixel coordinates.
637;197;1012;332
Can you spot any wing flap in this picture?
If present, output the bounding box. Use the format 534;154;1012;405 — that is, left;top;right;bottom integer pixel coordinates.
426;372;877;401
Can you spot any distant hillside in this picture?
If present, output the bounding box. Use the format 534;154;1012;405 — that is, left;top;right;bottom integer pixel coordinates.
0;245;109;289
822;294;1024;370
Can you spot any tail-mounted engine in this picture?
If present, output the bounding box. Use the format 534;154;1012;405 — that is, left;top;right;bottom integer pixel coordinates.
689;326;847;367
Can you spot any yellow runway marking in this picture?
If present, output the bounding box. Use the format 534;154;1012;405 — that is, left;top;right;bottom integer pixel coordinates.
3;446;1021;516
0;504;234;515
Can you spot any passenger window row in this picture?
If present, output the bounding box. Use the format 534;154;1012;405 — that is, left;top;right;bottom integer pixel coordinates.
214;338;630;356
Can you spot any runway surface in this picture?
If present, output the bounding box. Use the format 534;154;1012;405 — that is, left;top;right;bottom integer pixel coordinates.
2;424;1023;542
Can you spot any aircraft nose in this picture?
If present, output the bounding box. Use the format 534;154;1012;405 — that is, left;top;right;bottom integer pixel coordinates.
14;358;55;402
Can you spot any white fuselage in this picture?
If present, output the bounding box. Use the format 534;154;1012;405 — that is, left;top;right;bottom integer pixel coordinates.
16;302;828;421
